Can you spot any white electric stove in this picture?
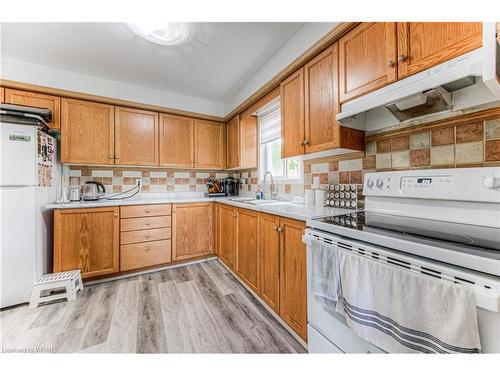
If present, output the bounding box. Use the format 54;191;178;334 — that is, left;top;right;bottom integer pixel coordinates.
304;167;500;353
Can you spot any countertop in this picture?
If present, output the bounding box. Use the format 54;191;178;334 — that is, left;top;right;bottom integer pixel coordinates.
46;193;355;221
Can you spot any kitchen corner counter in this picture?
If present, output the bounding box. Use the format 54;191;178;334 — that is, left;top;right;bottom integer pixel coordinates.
45;194;355;221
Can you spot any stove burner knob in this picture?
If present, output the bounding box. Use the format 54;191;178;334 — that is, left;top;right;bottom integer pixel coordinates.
376;178;384;188
483;176;500;189
366;179;374;188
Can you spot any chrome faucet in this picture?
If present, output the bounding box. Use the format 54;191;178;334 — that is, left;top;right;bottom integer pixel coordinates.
263;171;276;200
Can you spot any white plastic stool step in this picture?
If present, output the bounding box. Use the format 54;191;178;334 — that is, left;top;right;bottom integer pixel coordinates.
29;270;83;308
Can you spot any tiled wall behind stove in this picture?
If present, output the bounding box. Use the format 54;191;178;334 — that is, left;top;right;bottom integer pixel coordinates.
64;166;240;194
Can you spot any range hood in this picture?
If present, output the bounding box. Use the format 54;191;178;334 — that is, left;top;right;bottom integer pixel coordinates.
337;23;500;133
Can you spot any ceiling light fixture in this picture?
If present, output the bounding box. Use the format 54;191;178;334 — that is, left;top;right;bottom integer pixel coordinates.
127;22;190;46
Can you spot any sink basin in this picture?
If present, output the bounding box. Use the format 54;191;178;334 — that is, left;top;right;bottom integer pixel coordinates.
228;197;280;205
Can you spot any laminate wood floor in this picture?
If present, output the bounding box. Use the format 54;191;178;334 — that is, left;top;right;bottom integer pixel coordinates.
0;260;305;353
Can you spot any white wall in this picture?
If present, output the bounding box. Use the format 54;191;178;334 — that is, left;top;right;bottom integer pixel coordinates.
223;22;338;114
0;58;225;116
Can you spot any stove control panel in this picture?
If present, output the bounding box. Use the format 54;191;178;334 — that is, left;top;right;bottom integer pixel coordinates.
363;167;500;203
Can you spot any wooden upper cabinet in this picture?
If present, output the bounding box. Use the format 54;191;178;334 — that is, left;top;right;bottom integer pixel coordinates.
239;115;258;169
194;119;224;170
159;114;194;168
172;203;213;261
280;68;305;158
397;22;483;79
235;208;259;292
279;217;308;340
54;207;119;279
304;43;340;153
4;89;61;130
217;204;237;270
61;98;115;164
226;115;240;169
339;22;397;104
115;107;159;166
259;213;280;313
0;87;5;103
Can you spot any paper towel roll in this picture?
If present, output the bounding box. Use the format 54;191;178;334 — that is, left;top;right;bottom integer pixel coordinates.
315;189;325;207
304;189;315;206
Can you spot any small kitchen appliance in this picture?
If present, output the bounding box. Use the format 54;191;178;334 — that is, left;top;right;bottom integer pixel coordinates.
68;176;81;202
82;181;106;201
223;177;239;196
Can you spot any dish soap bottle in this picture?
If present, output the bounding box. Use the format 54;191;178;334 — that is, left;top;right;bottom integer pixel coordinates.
256;185;263;200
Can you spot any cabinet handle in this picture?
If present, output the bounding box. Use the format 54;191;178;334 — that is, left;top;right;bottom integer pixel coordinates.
145;234;151;238
398;55;407;63
277;227;283;233
145;209;151;213
145;222;150;226
273;225;278;231
113;213;118;218
304;140;309;146
387;60;395;68
145;246;150;251
300;140;305;146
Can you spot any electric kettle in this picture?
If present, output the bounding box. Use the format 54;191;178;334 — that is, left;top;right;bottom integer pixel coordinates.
82;181;106;201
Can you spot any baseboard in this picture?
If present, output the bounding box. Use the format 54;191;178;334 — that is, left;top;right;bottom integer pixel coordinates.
216;259;308;350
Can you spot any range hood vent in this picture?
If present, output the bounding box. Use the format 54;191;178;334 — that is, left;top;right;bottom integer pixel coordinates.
385;88;451;122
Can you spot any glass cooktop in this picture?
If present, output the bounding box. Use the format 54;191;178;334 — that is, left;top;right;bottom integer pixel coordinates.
316;211;500;259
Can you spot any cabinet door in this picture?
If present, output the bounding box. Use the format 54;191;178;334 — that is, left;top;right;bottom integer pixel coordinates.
239;116;258;169
280;68;305;158
279;217;307;340
339;22;397;103
235;208;259;292
194;119;224;170
397;22;483;79
226;115;240;169
0;87;4;103
172;203;213;261
115;107;158;166
159;113;194;168
259;213;280;313
54;207;119;278
61;98;115;164
304;43;340;153
5;89;61;130
218;204;237;270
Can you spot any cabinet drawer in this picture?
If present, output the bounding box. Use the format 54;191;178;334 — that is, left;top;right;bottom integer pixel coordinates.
120;215;171;232
120;240;172;271
120;204;171;218
120;227;171;245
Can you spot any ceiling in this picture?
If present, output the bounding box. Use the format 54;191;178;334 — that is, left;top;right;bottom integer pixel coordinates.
0;22;304;102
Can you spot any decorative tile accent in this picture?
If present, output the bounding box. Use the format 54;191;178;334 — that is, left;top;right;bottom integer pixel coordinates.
123;171;142;178
328;161;338;171
485;119;500;140
303;164;311;173
376;139;391;153
365;141;376;155
455;141;483;165
455;122;483;143
339;172;350;184
430;145;455;166
363;155;376;170
485;139;500;162
391;151;410;168
375;153;391;169
410;132;430;150
311;162;329;173
350;170;362;184
431;127;454;146
410;149;430;167
391;135;409;152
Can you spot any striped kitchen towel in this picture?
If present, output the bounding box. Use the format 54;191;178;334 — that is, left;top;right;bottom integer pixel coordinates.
335;250;482;354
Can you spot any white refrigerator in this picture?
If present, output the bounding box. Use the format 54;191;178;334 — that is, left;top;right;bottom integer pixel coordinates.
0;122;60;308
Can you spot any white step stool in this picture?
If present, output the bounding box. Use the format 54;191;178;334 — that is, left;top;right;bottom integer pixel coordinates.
30;270;83;308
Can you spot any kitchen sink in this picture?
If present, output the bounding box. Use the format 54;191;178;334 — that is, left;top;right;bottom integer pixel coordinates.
228;197;280;205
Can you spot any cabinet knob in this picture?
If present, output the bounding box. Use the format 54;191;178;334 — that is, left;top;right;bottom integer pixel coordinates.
398;54;407;63
145;222;150;225
387;60;395;68
113;213;118;218
145;209;150;213
145;246;150;251
300;140;305;146
277;227;283;233
304;140;309;146
145;234;151;238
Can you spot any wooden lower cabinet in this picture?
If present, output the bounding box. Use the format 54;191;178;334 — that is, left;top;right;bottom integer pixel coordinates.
54;207;119;278
235;208;259;292
172;203;214;261
217;204;237;269
279;218;308;340
120;240;171;271
259;213;281;313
